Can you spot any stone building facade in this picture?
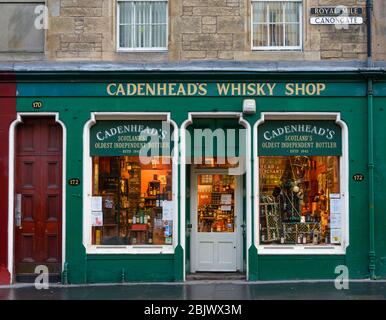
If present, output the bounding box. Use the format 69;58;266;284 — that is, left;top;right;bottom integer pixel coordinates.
0;0;382;62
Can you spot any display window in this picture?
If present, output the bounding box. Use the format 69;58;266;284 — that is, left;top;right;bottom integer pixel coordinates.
91;155;173;246
259;156;340;245
87;118;175;249
257;119;345;248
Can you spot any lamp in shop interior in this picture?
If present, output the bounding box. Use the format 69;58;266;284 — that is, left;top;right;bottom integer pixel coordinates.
151;158;159;169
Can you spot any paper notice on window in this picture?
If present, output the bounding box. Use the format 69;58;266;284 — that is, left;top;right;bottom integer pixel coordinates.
221;194;232;205
162;201;173;221
91;211;103;226
91;196;102;212
221;205;232;211
330;197;342;214
330;213;342;229
330;228;341;244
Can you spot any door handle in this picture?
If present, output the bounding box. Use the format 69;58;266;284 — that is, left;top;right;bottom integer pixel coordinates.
15;194;22;229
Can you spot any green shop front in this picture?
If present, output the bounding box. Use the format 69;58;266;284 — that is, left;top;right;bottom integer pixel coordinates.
7;63;386;283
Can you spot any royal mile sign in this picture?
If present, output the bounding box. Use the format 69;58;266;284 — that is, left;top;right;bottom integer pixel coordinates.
310;6;364;25
258;120;342;156
90;120;171;156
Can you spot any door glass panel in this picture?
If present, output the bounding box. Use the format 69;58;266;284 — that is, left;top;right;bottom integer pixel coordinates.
197;174;235;233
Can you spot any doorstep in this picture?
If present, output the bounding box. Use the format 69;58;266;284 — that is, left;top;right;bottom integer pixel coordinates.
15;273;61;284
186;272;246;281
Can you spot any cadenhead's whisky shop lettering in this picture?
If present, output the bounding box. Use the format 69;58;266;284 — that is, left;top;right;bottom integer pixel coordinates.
106;82;327;97
95;124;167;141
90;120;170;156
258;121;342;156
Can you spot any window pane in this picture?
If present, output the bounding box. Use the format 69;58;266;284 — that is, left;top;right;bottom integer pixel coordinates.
270;23;284;47
285;23;300;47
259;156;340;245
285;2;300;23
253;23;267;47
92;156;173;245
197;175;235;233
119;1;167;49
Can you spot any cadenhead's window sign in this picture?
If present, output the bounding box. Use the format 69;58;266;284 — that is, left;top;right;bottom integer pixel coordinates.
258;120;342;156
90;120;171;156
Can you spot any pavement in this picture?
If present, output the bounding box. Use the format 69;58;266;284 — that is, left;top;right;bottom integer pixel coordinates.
1;280;386;300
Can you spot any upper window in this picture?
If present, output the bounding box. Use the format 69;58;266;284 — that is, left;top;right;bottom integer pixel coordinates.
0;2;44;53
117;0;168;51
252;0;302;50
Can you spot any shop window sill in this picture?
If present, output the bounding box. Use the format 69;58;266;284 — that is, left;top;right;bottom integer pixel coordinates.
86;245;174;255
257;245;345;255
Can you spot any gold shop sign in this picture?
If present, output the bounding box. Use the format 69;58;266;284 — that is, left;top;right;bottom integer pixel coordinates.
106;82;328;97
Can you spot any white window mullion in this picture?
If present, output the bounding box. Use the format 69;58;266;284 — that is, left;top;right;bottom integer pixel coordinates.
149;3;153;47
283;3;286;47
266;4;270;47
132;2;136;49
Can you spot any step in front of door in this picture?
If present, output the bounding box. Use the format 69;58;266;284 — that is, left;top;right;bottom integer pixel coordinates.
15;273;62;284
186;272;246;281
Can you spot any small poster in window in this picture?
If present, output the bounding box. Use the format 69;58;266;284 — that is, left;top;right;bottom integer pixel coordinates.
330;228;341;244
330;213;342;229
221;194;232;205
91;196;102;212
330;196;342;214
162;201;173;221
91;211;103;226
221;205;232;211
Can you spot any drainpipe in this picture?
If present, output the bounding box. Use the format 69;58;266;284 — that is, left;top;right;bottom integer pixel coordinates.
366;0;376;280
366;0;373;66
367;78;376;280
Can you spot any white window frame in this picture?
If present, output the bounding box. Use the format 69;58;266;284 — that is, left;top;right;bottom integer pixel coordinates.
83;112;178;255
254;112;349;255
251;0;303;51
116;0;168;52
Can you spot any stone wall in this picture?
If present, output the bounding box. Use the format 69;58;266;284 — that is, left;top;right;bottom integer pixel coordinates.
0;0;378;62
374;0;386;62
315;0;367;61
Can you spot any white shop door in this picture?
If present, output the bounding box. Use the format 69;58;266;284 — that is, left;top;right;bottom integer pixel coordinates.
191;171;242;272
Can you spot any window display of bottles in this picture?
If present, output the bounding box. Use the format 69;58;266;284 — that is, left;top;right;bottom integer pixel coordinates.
92;156;173;246
259;156;340;245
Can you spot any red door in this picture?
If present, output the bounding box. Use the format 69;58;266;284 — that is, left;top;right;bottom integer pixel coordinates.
14;117;62;282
